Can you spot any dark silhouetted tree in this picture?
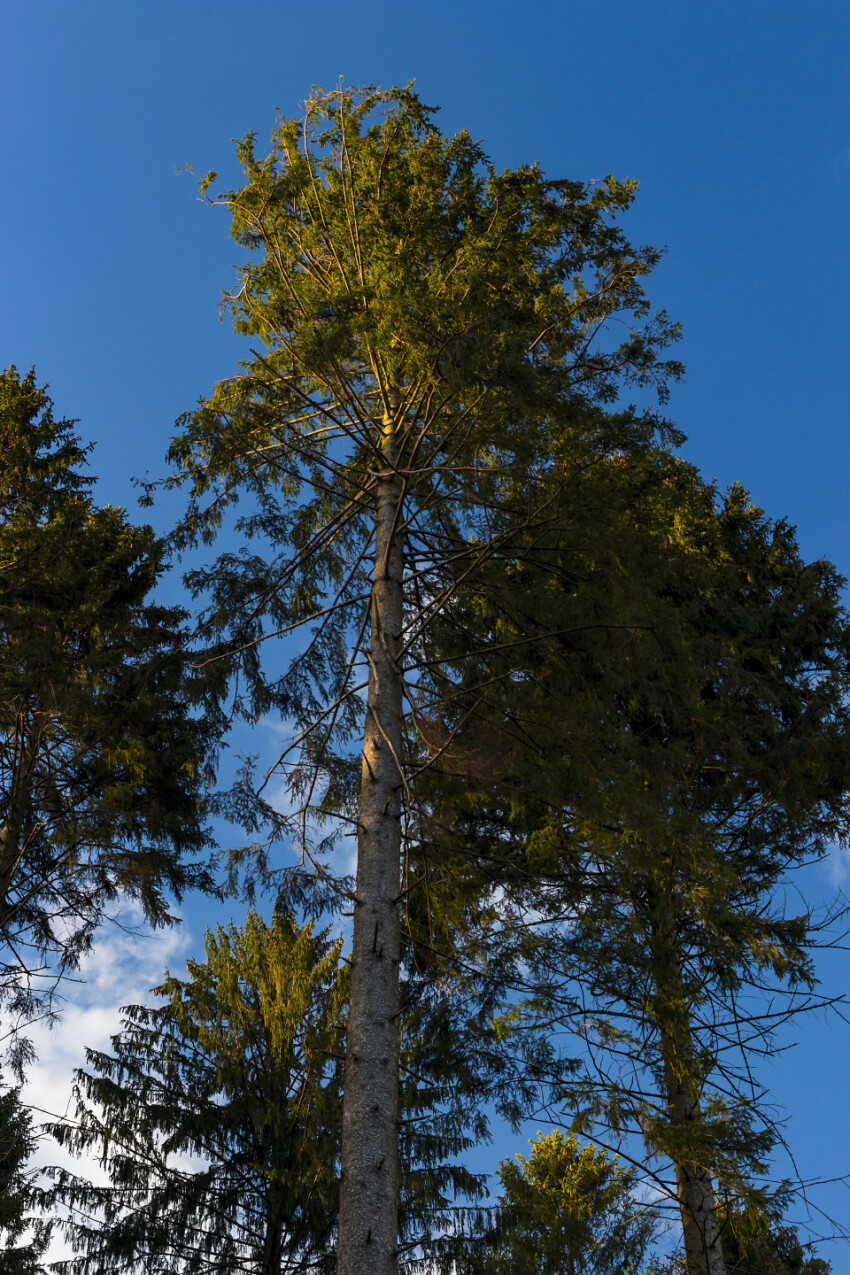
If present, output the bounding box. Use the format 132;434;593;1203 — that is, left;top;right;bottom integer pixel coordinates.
0;366;216;1070
0;1080;49;1273
408;454;850;1275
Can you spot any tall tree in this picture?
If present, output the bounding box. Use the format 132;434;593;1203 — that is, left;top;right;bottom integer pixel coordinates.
548;486;849;1275
0;366;215;1068
165;83;683;1274
416;455;850;1275
46;910;346;1274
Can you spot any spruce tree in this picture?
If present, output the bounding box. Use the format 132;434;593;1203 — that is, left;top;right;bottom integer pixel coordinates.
415;453;850;1275
454;1131;660;1275
46;910;346;1274
163;84;683;1275
0;366;215;1067
46;907;483;1273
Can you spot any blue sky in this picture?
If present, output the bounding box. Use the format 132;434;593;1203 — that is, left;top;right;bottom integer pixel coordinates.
3;0;848;1258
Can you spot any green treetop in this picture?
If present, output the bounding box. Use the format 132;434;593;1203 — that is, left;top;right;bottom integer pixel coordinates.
47;902;498;1275
455;1130;659;1275
47;909;346;1274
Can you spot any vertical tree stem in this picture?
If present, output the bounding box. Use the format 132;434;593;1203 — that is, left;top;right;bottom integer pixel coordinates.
653;901;727;1275
339;393;404;1275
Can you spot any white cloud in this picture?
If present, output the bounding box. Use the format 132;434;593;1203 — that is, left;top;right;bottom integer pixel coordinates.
21;911;193;1262
823;841;850;891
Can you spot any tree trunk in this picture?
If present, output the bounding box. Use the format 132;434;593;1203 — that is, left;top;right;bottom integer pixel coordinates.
0;823;22;918
0;715;39;924
338;396;404;1275
652;905;727;1275
260;1183;284;1275
661;1047;726;1275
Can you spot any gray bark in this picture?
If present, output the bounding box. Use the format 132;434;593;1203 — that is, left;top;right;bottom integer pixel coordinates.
338;397;404;1275
661;1051;726;1275
653;906;727;1275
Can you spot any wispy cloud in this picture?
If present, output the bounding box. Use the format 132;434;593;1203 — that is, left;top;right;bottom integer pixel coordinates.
21;911;192;1261
824;842;850;891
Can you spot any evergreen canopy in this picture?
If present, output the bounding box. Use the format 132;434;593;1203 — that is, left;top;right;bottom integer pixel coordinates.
454;1130;660;1275
411;451;850;1274
0;367;215;1069
47;911;345;1275
163;83;684;1275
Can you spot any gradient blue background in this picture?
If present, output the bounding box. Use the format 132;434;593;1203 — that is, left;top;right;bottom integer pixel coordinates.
2;0;848;1257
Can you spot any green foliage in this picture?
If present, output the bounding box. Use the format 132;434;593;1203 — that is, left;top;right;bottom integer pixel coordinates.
662;1200;835;1275
45;909;345;1273
719;1201;832;1275
0;366;216;1068
397;981;485;1262
136;82;847;1269
0;1082;49;1273
157;91;687;1266
163;83;683;873
43;903;496;1274
408;447;850;1246
538;472;850;1201
455;1131;659;1275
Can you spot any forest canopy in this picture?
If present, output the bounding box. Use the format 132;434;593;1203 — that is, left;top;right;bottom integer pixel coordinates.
0;84;844;1275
